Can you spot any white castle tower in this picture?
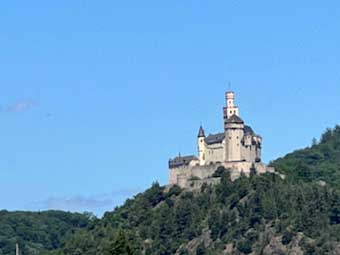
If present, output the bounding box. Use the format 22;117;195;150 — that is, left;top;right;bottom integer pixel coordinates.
223;91;239;119
224;91;244;162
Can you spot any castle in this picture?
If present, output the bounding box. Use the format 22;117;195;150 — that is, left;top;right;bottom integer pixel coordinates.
169;91;274;188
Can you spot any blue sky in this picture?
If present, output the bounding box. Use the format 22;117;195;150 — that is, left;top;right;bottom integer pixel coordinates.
1;1;340;215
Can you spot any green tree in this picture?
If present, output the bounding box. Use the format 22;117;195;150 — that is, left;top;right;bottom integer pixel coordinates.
110;230;132;255
237;239;252;254
196;242;206;255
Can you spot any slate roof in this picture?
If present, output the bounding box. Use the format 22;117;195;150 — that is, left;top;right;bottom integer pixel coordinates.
205;133;225;145
244;125;255;135
198;126;205;137
225;114;244;124
169;155;198;169
204;125;255;145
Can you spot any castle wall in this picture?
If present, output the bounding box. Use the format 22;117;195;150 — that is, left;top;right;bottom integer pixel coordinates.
256;146;261;161
169;159;200;185
169;161;274;188
199;133;261;167
169;163;222;188
204;142;225;164
241;144;257;162
186;178;221;190
241;144;250;162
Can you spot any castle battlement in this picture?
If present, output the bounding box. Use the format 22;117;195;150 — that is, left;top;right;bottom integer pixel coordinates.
168;91;274;188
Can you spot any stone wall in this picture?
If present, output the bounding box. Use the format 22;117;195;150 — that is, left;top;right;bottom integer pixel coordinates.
169;163;222;188
202;142;225;165
186;177;221;190
198;139;225;166
169;161;275;188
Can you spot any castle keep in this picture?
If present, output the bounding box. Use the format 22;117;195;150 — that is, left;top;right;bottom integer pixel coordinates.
169;91;274;188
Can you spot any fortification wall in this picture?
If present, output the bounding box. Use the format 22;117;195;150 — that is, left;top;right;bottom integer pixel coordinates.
186;177;221;190
169;163;222;187
169;161;275;188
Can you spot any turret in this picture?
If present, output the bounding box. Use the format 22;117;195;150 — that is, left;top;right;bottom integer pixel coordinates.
198;126;205;138
223;91;239;121
197;126;206;165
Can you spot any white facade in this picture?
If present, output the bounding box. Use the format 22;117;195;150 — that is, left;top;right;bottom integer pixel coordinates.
169;91;270;187
197;91;261;165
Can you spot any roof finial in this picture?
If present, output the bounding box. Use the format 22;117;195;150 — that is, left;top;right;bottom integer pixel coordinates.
228;82;232;91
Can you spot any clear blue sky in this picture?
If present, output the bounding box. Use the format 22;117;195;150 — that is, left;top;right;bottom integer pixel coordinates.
1;1;340;216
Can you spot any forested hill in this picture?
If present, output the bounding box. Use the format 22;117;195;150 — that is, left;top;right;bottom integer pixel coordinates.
2;126;340;255
53;126;340;255
0;210;93;255
272;125;340;187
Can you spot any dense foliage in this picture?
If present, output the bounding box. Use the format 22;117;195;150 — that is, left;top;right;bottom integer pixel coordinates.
2;126;340;254
0;211;92;255
272;125;340;187
54;173;340;254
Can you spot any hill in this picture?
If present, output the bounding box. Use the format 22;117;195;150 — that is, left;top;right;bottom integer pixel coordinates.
0;210;93;255
3;126;340;255
272;125;340;187
49;126;340;255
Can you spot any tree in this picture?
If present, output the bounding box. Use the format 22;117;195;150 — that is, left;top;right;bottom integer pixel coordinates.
237;239;252;254
312;137;318;146
110;230;132;255
250;164;257;176
196;242;206;255
179;248;189;255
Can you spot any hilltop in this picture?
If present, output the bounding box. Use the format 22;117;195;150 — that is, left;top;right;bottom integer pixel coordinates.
2;126;340;255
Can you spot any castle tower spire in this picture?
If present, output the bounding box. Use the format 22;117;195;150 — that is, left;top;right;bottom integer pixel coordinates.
198;125;205;138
